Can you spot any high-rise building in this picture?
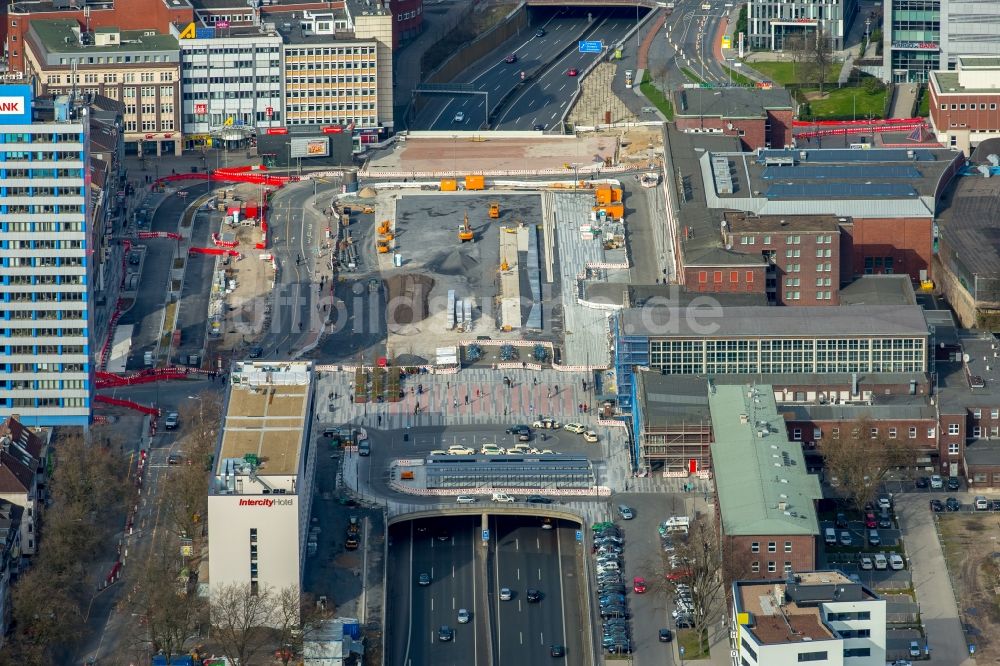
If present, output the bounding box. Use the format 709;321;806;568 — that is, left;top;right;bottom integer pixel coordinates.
747;0;858;51
884;0;1000;83
207;361;317;617
0;86;119;426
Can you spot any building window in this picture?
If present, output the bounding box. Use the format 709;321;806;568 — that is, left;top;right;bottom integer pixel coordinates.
948;443;960;455
714;271;722;283
730;271;739;283
751;561;759;572
699;271;707;283
797;651;827;662
763;235;771;244
767;561;776;573
784;561;792;573
784;541;792;552
751;542;759;553
813;428;822;440
973;426;981;438
888;428;897;439
948;423;960;435
843;648;871;658
746;271;754;282
767;542;776;552
832;428;840;439
909;427;917;439
974;409;982;419
928;427;936;438
870;427;878;439
792;428;802;441
992;409;999;419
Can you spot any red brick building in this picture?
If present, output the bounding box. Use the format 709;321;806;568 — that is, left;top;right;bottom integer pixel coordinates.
841;216;934;282
929;56;1000;153
722;212;842;305
672;86;795;150
727;534;817;578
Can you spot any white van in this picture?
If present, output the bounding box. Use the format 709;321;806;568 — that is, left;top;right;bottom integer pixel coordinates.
975;496;989;511
824;527;837;545
873;553;888;570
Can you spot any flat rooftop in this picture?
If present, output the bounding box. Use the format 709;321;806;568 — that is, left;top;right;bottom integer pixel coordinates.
724;211;844;233
619;304;929;339
673;86;794;119
709;384;822;537
936;138;1000;280
216;361;313;478
938;332;1000;409
29;18;179;54
636;372;713;425
735;571;878;646
838;274;917;306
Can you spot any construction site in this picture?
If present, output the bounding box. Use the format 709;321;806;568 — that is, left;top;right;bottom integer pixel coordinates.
318;175;634;366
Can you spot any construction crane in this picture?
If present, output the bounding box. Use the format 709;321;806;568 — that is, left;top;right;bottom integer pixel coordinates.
488;201;500;219
458;211;474;243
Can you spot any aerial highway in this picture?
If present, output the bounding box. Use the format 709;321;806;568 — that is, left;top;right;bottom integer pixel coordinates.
666;0;734;85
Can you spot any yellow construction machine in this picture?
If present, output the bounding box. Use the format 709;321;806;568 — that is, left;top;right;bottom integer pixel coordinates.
488;201;500;219
458;211;474;243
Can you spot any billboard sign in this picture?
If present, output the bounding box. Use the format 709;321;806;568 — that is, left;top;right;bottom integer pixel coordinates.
290;137;329;158
0;85;32;124
195;103;207;115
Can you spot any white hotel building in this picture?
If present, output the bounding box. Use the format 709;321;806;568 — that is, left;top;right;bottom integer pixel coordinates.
207;361;318;611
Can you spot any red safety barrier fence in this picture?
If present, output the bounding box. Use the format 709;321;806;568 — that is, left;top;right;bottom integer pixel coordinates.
136;231;182;240
94;395;160;416
188;246;242;257
792;117;924;127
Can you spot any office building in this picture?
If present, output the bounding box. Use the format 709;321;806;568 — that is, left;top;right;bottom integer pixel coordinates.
733;571;887;665
710;384;822;578
884;0;1000;83
207;361;317;617
23;19;182;156
0;86;110;426
747;0;858;51
928;56;1000;151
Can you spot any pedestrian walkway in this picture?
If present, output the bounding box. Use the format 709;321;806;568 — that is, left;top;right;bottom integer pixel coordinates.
890;84;917;119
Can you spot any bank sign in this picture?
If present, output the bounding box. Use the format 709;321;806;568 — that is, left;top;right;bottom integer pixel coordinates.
0;85;32;125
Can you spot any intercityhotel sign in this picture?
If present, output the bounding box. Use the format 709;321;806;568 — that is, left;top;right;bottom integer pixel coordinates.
238;498;293;507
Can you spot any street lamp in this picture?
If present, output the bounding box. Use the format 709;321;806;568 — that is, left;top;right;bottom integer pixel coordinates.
187;395;204;423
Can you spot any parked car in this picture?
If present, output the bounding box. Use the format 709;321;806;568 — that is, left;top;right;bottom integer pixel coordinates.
909;641;921;658
633;577;647;593
865;512;877;528
835;512;848;528
839;531;852;546
618;505;634;520
946;497;962;511
877;494;893;510
583;431;599;443
868;529;881;546
889;554;905;570
859;555;873;570
929;498;944;512
873;553;888;570
564;422;586;434
915;476;929;489
929;475;944;489
947;477;961;491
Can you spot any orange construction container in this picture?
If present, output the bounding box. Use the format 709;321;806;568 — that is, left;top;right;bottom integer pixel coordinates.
465;174;485;191
595;185;622;204
440;178;458;191
595;202;624;219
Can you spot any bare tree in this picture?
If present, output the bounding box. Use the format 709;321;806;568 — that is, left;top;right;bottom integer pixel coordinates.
784;30;834;93
662;519;732;655
820;415;919;513
210;582;279;665
135;552;207;662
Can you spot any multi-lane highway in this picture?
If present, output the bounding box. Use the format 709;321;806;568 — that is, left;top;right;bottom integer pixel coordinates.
490;516;582;664
391;516;484;666
413;8;645;132
388;514;587;666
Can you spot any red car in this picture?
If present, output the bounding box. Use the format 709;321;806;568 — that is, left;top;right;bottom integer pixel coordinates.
666;569;691;582
567;68;578;76
865;512;877;528
633;577;647;594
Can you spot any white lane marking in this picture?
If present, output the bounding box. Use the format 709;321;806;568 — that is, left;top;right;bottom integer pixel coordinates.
538;567;543;580
519;631;524;645
543;82;551;90
431;597;434;611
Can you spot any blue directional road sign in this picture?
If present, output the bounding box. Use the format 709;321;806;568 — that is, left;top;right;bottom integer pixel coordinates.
576;530;583;543
579;40;604;53
482;529;490;541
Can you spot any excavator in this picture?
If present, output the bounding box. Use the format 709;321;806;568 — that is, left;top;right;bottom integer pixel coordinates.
458;211;474;243
376;219;393;253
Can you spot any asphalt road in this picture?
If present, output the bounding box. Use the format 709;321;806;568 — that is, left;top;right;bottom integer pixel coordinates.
390;516;483;666
491;516;575;665
119;182;212;371
667;0;731;85
493;14;640;131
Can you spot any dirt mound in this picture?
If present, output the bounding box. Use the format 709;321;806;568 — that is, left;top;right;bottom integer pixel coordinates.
431;248;481;276
385;273;434;329
359;186;377;198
